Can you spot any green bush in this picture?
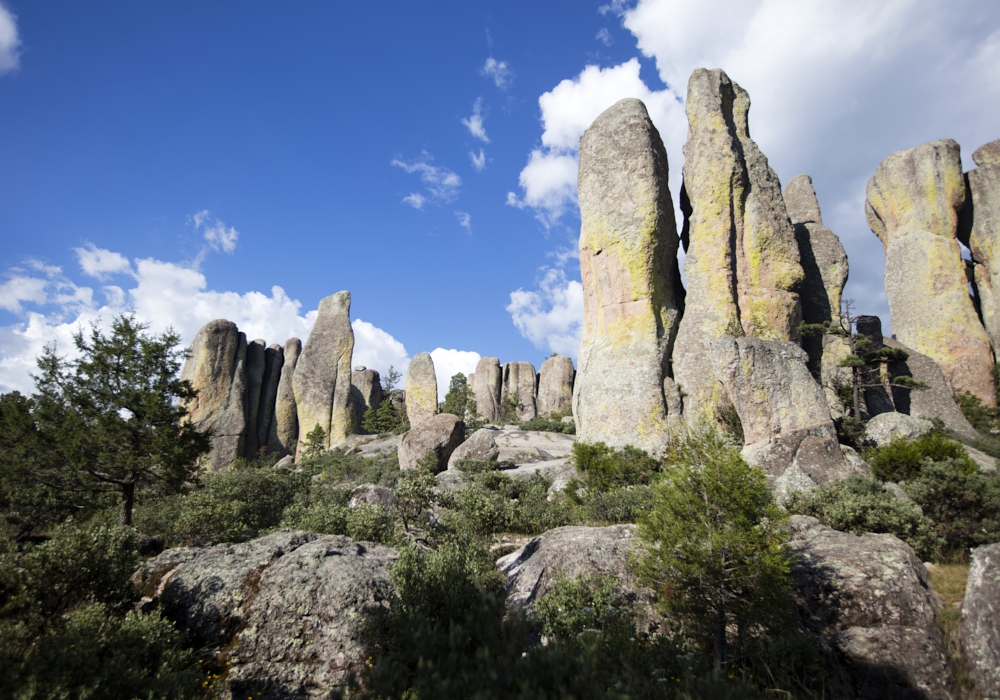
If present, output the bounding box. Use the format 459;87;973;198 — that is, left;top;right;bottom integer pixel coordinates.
534;574;632;650
280;502;397;544
362;399;405;434
834;415;866;449
572;442;662;491
300;449;400;488
954;389;1000;434
572;485;656;524
519;417;575;434
452;458;501;474
865;433;977;482
785;475;941;558
443;471;571;537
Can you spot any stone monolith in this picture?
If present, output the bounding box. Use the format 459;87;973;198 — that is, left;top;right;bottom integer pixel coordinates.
673;69;803;423
179;319;250;471
536;355;575;417
256;343;283;453
472;357;502;422
293;292;357;457
866;139;995;405
405;352;437;427
502;361;537;422
352;366;383;427
572;97;682;453
243;339;267;459
964;139;1000;362
267;338;300;457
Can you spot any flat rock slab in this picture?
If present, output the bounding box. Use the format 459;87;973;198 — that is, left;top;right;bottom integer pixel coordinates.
493;428;576;464
502;458;577;497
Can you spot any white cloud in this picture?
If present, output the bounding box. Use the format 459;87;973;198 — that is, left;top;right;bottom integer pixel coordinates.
0;2;21;75
455;210;472;235
507;267;584;358
74;243;133;279
596;28;613;46
352;319;410;381
461;97;489;142
430;348;482;401
470;149;486;172
392;152;462;205
189;210;240;256
481;57;513;90
0;276;49;313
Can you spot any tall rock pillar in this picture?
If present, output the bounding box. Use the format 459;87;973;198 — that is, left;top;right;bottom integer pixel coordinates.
472;356;502;422
572;97;683;454
502;361;537;422
267;338;300;457
537;355;575;417
405;352;438;427
963;140;1000;368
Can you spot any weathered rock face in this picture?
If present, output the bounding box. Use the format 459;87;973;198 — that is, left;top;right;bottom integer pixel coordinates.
864;412;934;447
244;339;267;459
866;139;995;406
447;426;501;468
351;367;383;428
179;320;249;472
961;542;1000;699
789;516;953;700
256;344;283;455
964;140;1000;362
501;361;537;422
404;352;437;428
397;413;464;472
472;357;502;422
711;336;865;495
133;531;397;699
348;484;397;512
573;98;682;453
536;355;575;417
267;338;300;457
293;292;357;457
673;69;803;422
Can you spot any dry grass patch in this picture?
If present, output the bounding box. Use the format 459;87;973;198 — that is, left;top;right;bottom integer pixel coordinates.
929;563;976;695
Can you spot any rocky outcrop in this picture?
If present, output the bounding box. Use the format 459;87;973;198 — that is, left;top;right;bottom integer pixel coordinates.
961;542;1000;699
789;516;953;700
386;389;407;425
446;426;576;469
964;140;1000;363
348;484;397;512
472;357;502;422
397;413;463;472
536;355;575;417
673;69;804;422
573;98;682;453
267;338;300;457
179;320;250;471
244;339;267;458
866;139;995;406
404;353;437;427
711;336;865;495
864;412;933;447
256;344;283;454
501;361;537;422
351;366;382;428
447;426;501;468
133;530;397;699
293;292;357;457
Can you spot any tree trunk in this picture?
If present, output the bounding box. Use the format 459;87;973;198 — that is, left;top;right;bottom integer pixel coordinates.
852;367;862;418
118;475;136;527
713;605;727;672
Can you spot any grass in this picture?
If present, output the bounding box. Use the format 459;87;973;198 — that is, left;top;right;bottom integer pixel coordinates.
928;563;974;694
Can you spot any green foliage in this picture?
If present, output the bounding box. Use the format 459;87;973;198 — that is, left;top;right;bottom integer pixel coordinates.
381;365;402;393
302;423;328;458
636;432;791;671
572;485;656;525
834;415;866;449
954;389;1000;435
519;416;576;434
714;397;744;445
534;574;632;650
452;458;501;474
395;467;436;533
301;449;400;489
865;433;977;482
441;373;471;419
441;471;571;537
280;502;397;545
785;475;941;558
363;397;404;434
572;441;662;491
498;392;520;423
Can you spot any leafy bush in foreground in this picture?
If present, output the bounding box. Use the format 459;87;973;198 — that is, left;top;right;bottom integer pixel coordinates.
865;432;976;482
572;442;662;491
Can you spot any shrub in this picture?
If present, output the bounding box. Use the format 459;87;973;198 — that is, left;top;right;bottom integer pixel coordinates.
834;415;866;449
534;574;632;649
572;442;662;491
518;417;575;434
573;485;655;524
444;471;570;537
785;475;941;558
301;449;399;489
362;399;404;434
452;458;500;474
954;389;1000;434
865;432;977;482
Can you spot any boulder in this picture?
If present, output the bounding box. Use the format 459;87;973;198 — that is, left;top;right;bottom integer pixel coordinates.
348;484;398;512
256;344;283;455
397;413;463;472
267;338;300;458
864;412;934;447
472;357;502;422
573;98;682;453
447;426;501;468
711;336;865;495
536;355;575;417
293;292;357;456
866;139;995;406
351;367;383;428
179;319;250;471
501;458;578;498
960;542;1000;698
673;69;803;422
404;352;437;427
964;139;1000;361
493;428;576;465
789;516;953;700
244;339;267;458
132;530;397;698
501;361;537;422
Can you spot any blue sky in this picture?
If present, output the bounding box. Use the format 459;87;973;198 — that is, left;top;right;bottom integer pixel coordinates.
2;1;999;398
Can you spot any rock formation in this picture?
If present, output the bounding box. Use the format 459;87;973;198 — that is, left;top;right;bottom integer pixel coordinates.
963;139;1000;364
397;412;463;472
267;337;300;457
536;355;575;417
293;291;357;457
711;336;865;495
961;542;1000;698
573;97;682;453
134;530;396;698
501;361;537;422
789;516;954;700
179;319;249;472
447;426;501;468
863;412;933;447
866;139;995;405
404;352;437;427
243;339;267;458
472;357;502;422
673;69;804;423
351;366;382;427
255;343;283;454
